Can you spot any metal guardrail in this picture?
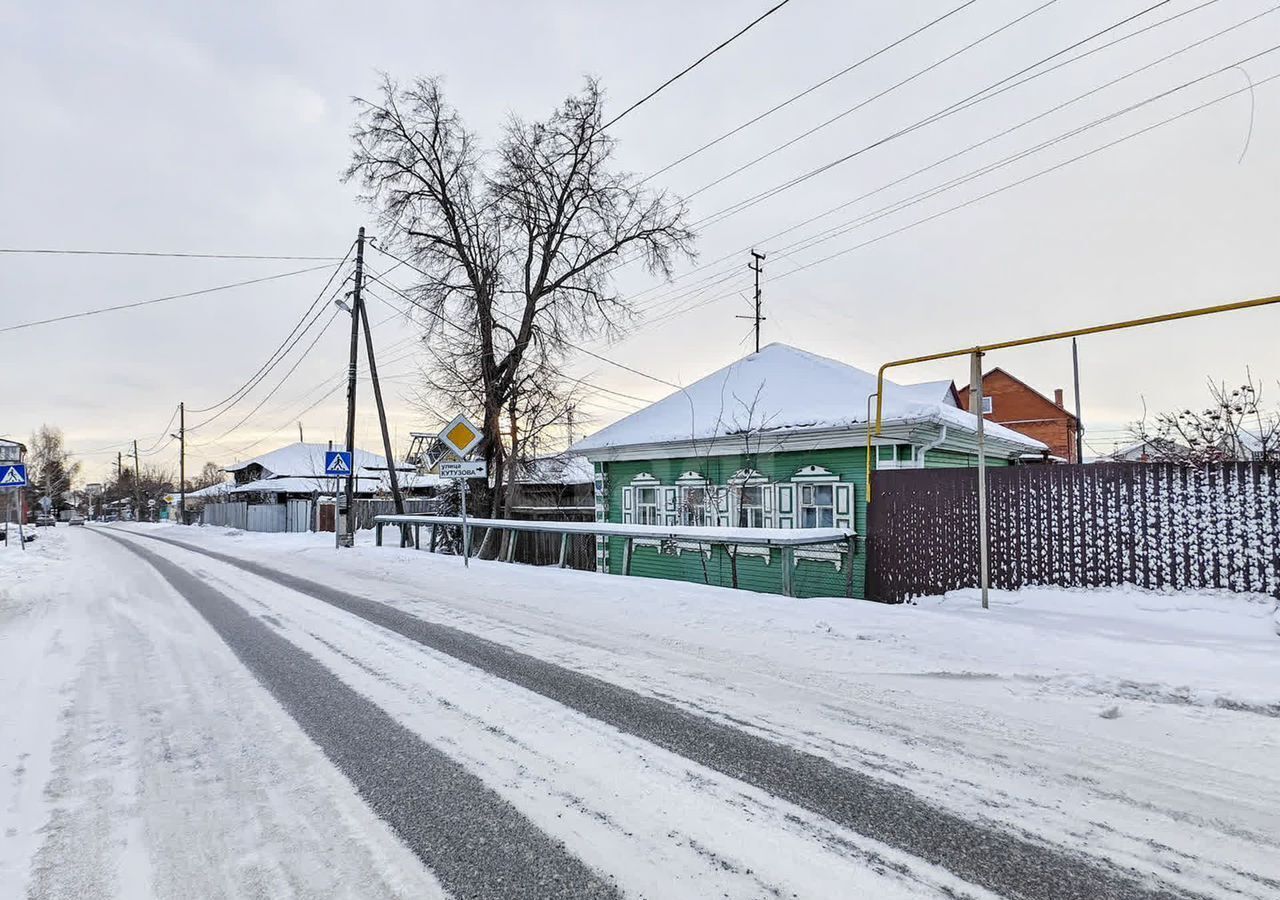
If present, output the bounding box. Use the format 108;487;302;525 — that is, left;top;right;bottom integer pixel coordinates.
373;514;857;597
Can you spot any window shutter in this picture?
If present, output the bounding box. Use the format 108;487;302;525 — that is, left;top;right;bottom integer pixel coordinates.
762;484;774;527
776;484;795;528
834;483;853;530
622;487;633;524
663;487;678;525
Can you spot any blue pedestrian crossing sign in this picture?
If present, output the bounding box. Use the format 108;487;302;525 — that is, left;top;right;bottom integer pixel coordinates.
0;463;27;488
324;451;352;477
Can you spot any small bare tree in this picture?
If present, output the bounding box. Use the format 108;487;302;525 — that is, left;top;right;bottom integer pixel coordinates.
1131;373;1280;464
345;76;694;528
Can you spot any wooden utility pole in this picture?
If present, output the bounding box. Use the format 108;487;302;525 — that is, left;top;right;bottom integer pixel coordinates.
358;294;405;516
340;227;365;546
738;250;766;353
132;439;142;522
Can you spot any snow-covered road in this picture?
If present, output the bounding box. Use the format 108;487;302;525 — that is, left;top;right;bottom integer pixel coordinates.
4;523;1278;899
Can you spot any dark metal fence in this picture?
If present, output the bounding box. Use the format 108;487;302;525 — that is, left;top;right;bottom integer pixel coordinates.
866;462;1280;601
505;507;596;570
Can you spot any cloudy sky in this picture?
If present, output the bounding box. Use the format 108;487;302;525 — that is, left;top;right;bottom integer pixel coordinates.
3;0;1279;481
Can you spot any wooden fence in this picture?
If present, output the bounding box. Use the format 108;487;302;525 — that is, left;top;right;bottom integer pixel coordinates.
865;462;1280;601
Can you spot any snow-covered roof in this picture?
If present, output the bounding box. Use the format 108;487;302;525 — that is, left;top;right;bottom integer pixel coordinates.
570;344;1044;454
183;482;233;499
224;441;413;477
228;471;448;495
517;455;595;484
900;379;961;408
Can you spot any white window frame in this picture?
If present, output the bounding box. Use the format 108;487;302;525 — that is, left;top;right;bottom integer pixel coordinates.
875;443;920;470
736;484;765;528
635;485;660;525
982;396;993;414
799;482;836;529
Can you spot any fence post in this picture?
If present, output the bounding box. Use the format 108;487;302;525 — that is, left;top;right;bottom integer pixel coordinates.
505;530;518;562
375;522;383;546
845;535;855;598
558;532;570;568
622;537;633;575
781;545;796;597
429;524;439;553
414;523;420;550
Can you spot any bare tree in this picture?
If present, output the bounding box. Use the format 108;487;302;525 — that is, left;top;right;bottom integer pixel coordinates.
189;461;226;491
1131;373;1280;463
26;425;81;513
345;76;694;527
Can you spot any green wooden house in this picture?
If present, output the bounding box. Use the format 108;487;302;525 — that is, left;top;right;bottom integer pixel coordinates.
569;344;1044;599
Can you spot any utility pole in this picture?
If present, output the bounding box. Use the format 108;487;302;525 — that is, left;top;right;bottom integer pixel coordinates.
340;227;365;546
177;403;185;524
298;422;304;443
132;439;142;522
738;249;767;353
1071;338;1084;464
969;352;989;610
357;269;406;517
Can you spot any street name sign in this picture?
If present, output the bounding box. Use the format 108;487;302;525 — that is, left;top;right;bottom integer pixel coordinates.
324;450;353;477
438;414;483;459
0;464;26;488
439;460;488;479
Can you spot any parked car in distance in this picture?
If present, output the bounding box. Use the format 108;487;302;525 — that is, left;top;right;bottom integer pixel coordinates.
35;514;56;527
68;514;86;526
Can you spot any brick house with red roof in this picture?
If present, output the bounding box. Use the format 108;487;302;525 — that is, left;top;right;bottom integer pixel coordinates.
958;368;1080;463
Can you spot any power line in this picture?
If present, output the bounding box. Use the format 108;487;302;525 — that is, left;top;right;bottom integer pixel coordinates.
603;0;796;129
728;12;1280;284
692;0;1177;230
684;0;1062;202
361;274;658;406
188;245;356;413
602;0;1194;313
638;0;1233;308
0;248;341;261
192;308;345;446
186;263;356;431
0;264;333;335
655;64;1280;326
641;0;981;183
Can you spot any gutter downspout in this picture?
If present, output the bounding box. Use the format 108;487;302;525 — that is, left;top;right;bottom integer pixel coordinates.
918;425;947;468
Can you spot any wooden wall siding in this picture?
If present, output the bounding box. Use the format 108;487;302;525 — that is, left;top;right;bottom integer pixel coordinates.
604;449;869;599
865;462;1280;602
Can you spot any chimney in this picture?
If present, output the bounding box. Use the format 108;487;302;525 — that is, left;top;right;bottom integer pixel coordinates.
1054;388;1064;409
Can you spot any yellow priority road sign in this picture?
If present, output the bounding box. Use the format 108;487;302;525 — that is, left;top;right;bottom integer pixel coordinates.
438;413;483;459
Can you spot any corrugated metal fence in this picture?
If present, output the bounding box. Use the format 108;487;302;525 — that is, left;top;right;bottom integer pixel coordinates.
202;500;313;533
866;462;1280;601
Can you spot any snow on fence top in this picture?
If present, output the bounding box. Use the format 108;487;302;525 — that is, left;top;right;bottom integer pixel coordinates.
568;343;1044;453
373;514;854;546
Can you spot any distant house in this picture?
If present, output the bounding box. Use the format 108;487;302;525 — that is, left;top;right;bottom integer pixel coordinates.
0;438;25;463
222;441;439;500
959;368;1080;463
509;455;595;513
570;344;1044;599
199;441;446;533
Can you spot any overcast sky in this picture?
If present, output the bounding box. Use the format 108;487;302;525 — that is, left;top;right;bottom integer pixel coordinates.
3;0;1279;482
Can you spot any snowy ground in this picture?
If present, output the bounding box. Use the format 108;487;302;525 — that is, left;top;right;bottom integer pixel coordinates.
3;522;1278;898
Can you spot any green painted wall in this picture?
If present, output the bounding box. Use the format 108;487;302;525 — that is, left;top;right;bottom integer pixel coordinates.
602;447;869;599
598;444;1014;600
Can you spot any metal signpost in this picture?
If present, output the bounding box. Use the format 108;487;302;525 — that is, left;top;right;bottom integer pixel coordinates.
437;415;484;567
1;463;28;552
324;450;354;548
